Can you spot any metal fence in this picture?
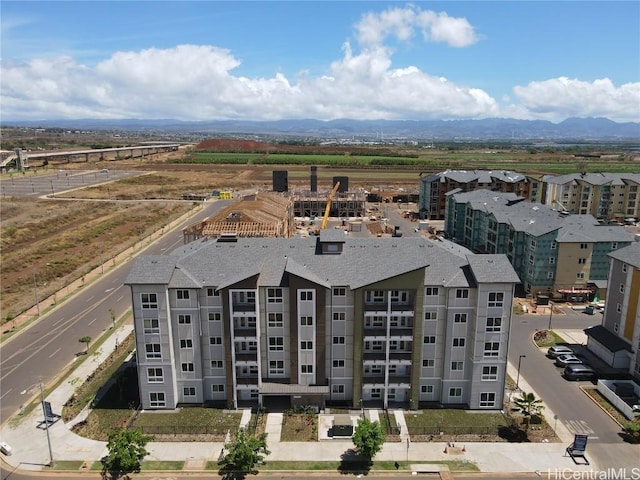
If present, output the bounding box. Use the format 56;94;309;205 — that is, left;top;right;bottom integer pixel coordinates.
136;425;232;436
407;425;501;436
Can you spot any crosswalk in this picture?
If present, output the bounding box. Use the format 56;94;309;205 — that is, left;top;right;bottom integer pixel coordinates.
565;419;599;440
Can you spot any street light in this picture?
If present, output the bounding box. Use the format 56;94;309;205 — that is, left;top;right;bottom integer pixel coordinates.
33;271;40;317
547;301;553;331
516;355;526;391
39;382;54;467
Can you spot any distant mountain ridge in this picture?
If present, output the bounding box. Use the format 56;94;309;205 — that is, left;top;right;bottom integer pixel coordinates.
5;117;640;140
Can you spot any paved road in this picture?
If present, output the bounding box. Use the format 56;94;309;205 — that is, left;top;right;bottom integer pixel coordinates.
0;200;231;424
0;169;142;198
508;307;636;469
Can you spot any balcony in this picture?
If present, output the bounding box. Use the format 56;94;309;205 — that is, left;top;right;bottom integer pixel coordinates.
363;326;386;336
235;352;258;362
362;375;385;384
389;351;412;361
364;302;387;312
388;375;411;385
363;351;385;361
234;327;257;337
232;302;256;312
236;377;259;386
389;326;413;336
390;302;413;312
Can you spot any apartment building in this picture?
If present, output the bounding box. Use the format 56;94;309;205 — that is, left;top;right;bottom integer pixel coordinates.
126;232;519;411
544;173;640;221
585;243;640;380
444;190;633;297
419;170;529;220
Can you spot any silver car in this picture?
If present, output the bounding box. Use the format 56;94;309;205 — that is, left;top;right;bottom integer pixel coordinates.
547;345;574;358
554;354;583;367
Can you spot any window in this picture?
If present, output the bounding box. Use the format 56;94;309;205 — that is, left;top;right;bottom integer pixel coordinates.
617;303;622;313
181;363;194;372
480;392;496;407
149;392;165;407
421;385;434;394
300;290;314;301
370;388;382;399
333;336;345;344
208;312;221;322
301;364;313;373
422;359;435;367
530;239;536;250
147;367;163;383
550;241;557;250
580;243;588;249
268;313;283;328
332;384;345;394
183;387;196;397
482;366;498;381
267;288;283;303
365;290;385;303
484;342;500;357
453;338;465;347
333;360;345;368
423;336;436;344
486;317;502;332
300;341;313;350
456;289;469;299
488;292;504;307
451;361;464;371
178;314;191;324
180;339;193;348
333;312;346;322
141;293;158;309
176;289;190;300
425;287;439;296
209;337;222;345
424;311;437;321
333;288;346;296
454;313;467;323
576;272;585;279
449;387;462;398
614;323;619;333
619;284;625;293
269;337;284;351
143;318;159;334
578;258;587;265
612;242;618;250
145;343;161;359
212;384;225;393
549;257;556;265
547;271;554;279
269;360;284;375
623;264;628;273
206;288;220;297
300;316;313;326
211;360;223;369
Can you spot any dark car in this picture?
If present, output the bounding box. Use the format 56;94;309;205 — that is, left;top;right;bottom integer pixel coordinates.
563;364;597;381
547;345;574;358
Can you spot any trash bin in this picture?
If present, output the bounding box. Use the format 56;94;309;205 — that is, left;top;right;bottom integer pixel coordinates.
585;306;594;315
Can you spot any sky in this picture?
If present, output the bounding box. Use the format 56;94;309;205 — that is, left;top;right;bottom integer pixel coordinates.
1;1;639;123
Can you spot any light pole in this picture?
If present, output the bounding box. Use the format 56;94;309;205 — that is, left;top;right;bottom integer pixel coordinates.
516;355;526;391
39;382;54;466
33;272;40;317
547;301;553;331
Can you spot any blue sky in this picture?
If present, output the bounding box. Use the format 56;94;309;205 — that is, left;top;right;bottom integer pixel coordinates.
1;1;639;122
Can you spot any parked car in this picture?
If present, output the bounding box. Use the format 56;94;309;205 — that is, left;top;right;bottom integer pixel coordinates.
0;441;12;455
555;354;583;367
563;364;597;381
547;345;574;358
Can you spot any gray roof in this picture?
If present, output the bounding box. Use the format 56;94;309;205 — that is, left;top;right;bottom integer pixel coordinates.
608;242;640;268
422;169;526;185
126;236;518;290
584;325;632;352
546;172;640;186
450;190;634;242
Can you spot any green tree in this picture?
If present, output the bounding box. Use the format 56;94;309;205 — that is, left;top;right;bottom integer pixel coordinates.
100;428;152;479
513;391;545;431
78;336;92;354
352;417;385;461
623;418;640;443
219;428;270;478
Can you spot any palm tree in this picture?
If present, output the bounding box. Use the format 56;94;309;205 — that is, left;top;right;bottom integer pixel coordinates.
513;391;544;431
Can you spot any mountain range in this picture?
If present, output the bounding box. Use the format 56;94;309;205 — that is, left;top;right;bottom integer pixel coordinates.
6;117;640;141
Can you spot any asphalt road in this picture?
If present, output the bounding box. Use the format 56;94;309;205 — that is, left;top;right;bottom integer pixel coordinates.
508;307;638;469
0;200;231;425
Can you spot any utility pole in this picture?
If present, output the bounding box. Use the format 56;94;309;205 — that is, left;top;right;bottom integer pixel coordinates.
39;382;54;466
33;272;40;316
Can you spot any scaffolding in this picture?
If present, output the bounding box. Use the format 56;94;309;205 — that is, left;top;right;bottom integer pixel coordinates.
290;188;367;218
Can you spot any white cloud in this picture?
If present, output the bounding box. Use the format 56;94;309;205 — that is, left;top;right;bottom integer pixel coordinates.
355;5;479;47
512;77;640;122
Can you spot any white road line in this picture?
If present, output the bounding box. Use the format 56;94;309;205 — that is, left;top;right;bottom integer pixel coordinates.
105;288;114;293
49;348;61;358
117;295;123;302
0;388;13;400
86;295;94;302
88;318;96;326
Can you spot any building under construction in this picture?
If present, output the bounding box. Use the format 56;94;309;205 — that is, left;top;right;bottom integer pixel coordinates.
183;192;295;243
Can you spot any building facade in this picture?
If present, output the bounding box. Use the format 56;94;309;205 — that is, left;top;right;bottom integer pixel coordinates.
585;243;640;380
544;173;640;221
419;170;529;220
126;233;519;411
444;190;633;298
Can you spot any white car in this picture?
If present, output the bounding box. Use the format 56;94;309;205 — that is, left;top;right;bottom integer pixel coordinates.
0;441;12;455
555;354;583;367
547;345;574;358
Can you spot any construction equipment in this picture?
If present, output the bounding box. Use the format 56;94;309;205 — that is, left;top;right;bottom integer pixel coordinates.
314;181;340;234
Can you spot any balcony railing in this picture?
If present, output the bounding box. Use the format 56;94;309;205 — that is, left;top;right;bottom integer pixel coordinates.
236;377;259;386
232;302;256;312
363;351;385;361
389;326;413;336
362;375;385;384
235;352;258;362
389;351;412;360
233;327;257;337
390;302;414;312
363;326;386;336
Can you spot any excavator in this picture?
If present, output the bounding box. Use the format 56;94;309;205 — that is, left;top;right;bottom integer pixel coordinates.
314;181;340;235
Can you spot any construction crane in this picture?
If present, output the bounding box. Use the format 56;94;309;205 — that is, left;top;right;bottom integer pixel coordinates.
314;181;340;234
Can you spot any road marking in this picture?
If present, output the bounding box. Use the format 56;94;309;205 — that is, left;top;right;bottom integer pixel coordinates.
88;318;96;326
86;295;94;302
117;295;123;302
49;348;61;358
105;288;114;293
0;388;12;400
565;419;595;436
